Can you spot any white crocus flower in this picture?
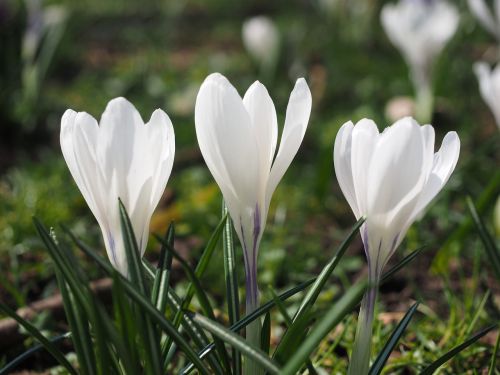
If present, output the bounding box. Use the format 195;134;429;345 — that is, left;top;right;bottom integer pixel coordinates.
334;117;460;375
195;73;311;366
474;62;500;129
381;0;459;122
468;0;500;41
242;16;280;74
60;97;175;276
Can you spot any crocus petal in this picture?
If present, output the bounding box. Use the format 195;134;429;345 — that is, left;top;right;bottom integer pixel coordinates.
367;118;427;222
410;131;460;222
468;0;498;36
243;80;278;179
350;118;379;216
61;111;104;226
266;78;311;205
333;121;359;218
195;73;262;246
145;109;175;209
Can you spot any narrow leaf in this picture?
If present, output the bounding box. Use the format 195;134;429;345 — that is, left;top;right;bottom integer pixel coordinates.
280;280;367;375
0;333;71;375
222;201;241;375
190;312;281;374
151;222;175;312
420;325;497;375
368;302;419;375
466;196;500;281
180;278;314;374
0;303;77;375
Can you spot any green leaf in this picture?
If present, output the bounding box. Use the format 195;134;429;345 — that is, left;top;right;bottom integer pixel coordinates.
222;201;241;375
0;302;77;375
433;170;500;274
369;302;419;375
55;270;96;375
488;330;500;375
64;226;211;375
151;222;175;312
280;280;367;375
159;214;228;372
119;199;162;375
261;312;271;355
420;325;497;375
157;238;232;374
294;217;365;319
273;217;364;364
190;312;281;375
381;246;426;285
466;196;500;281
0;332;71;375
180;278;315;374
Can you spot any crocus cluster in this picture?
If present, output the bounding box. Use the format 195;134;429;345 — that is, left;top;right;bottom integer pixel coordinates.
60;73;459;375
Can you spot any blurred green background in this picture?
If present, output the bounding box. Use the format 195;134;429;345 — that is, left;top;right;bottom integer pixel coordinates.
0;0;499;372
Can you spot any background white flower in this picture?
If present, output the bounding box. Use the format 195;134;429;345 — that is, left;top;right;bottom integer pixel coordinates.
60;97;175;275
468;0;500;41
242;16;280;71
381;0;459;81
381;0;459;122
474;61;500;129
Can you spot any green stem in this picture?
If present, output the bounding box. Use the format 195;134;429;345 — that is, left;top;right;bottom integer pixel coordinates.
348;280;379;375
244;256;261;375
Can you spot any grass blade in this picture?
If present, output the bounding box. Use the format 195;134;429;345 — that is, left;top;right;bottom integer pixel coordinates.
119;199;162;375
273;217;364;363
0;332;71;375
180;278;315;374
420;324;497;375
0;302;77;375
64;226;211;375
222;201;241;374
190;312;281;375
381;246;426;285
294;217;365;319
488;330;500;375
261;312;271;355
466;196;500;281
151;222;175;311
280;280;367;375
368;302;419;375
157;238;232;374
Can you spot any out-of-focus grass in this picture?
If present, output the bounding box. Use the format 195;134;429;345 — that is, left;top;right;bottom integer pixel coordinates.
0;0;498;372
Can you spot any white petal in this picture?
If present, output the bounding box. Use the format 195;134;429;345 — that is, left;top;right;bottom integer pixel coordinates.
468;0;497;36
266;78;311;206
97;97;145;208
350;118;379;216
410;131;460;221
333;121;360;218
364;118;428;270
366;118;426;222
243;81;278;178
62;111;105;225
145;109;175;210
195;73;261;215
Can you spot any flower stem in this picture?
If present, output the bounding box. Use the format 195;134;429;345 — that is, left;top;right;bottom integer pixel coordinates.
244;256;261;375
347;280;379;375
